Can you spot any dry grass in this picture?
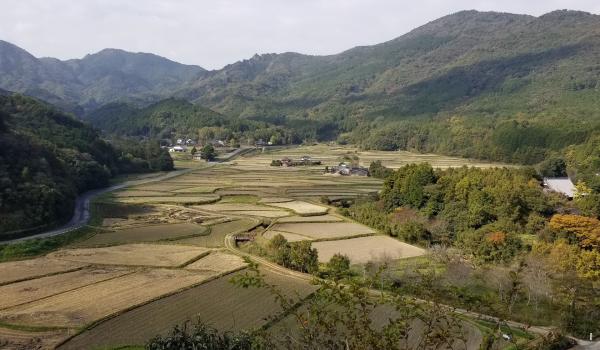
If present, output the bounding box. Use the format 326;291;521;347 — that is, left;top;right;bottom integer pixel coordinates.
193;203;278;212
57;269;316;350
0;268;216;328
0;258;87;286
312;236;426;263
277;215;343;223
0;327;70;350
227;210;290;218
0;267;131;309
116;195;219;205
113;190;174;197
263;230;311;242
174;219;259;248
266;201;328;216
48;244;210;267
271;222;375;240
259;197;294;203
184;251;247;273
73;223;209;247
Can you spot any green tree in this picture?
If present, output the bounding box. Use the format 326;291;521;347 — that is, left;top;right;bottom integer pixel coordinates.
201;144;217;161
326;253;351;280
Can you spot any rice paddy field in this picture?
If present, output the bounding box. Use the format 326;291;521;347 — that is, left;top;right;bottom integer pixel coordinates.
0;145;502;348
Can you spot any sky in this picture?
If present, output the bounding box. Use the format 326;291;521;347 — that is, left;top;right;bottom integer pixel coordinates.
1;0;599;70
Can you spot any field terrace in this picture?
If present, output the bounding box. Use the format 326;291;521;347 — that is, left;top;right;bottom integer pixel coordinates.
0;145;503;349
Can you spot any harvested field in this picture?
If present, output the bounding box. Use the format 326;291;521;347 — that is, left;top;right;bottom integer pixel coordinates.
0;267;131;309
0;327;70;350
172;186;221;193
116;195;219;205
277;214;343;223
113;190;173;197
0;258;87;286
175;219;259;248
57;269;316;350
48;244;210;267
266;201;328;216
0;268;216;328
312;236;426;263
227;210;290;218
185;251;247;273
263;230;311;242
192;203;280;212
271;222;375;240
73;223;209;247
259;197;294;203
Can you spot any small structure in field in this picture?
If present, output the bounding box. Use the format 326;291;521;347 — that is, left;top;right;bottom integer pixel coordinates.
543;177;576;199
169;146;186;153
325;163;370;176
271;156;322;167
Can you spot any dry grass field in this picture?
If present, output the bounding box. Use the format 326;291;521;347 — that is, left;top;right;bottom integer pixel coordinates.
312;236;426;263
266;200;328;216
185;251;247;273
0;145;499;347
116;195;219;205
0;258;87;285
0;327;71;350
174;219;259;248
0;268;216;327
277;214;343;223
48;244;210;267
0;267;131;310
271;222;375;240
263;230;311;242
73;223;209;247
57;269;316;350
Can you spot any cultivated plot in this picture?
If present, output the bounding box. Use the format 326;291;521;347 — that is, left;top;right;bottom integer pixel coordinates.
73;223;209;247
175;219;259;248
57;269;316;350
271;222;375;240
263;230;311;242
312;236;426;263
0;258;87;285
277;215;343;223
185;251;247;273
116;195;219;205
48;244;210;267
266;201;328;216
0;267;131;309
0;268;216;328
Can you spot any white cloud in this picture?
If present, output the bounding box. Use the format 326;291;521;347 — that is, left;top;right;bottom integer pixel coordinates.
0;0;598;69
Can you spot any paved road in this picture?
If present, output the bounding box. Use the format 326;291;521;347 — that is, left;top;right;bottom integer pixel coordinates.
3;168;195;244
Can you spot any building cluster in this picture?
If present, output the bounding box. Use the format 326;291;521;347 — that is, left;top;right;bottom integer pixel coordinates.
271;156;322;167
324;163;369;177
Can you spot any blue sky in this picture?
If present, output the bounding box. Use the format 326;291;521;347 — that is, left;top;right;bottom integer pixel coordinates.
1;0;599;69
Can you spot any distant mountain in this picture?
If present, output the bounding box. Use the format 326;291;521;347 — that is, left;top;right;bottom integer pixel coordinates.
2;10;600;164
0;41;206;113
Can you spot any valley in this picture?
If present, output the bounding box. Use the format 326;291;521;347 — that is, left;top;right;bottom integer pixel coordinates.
0;146;527;349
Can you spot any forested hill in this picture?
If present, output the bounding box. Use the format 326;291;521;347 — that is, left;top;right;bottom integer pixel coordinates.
0;94;173;238
2;10;600;165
